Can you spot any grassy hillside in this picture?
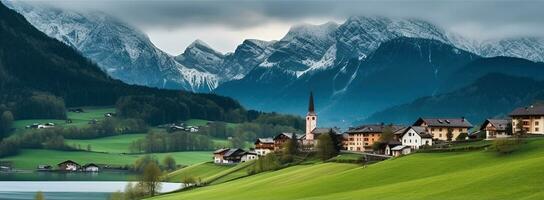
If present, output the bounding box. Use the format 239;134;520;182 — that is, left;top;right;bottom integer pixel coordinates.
166;161;255;184
1;149;212;170
65;134;147;153
12;107;115;132
152;138;544;200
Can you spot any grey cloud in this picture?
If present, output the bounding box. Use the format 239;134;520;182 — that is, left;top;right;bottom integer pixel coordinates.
25;0;544;39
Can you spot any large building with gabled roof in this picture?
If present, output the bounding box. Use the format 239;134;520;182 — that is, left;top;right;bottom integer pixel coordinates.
510;105;544;134
413;117;472;141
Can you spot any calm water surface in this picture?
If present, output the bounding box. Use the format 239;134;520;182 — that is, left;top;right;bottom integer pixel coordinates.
0;181;183;200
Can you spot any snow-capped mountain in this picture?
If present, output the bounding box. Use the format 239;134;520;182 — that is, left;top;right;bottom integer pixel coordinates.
5;1;218;92
175;39;225;74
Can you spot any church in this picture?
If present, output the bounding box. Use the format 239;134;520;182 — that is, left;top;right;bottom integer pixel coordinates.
304;92;341;147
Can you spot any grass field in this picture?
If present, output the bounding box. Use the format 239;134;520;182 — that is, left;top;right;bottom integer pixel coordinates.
65;134;147;153
151;138;544;200
12;107;115;132
185;119;237;129
1;149;213;170
165;162;234;182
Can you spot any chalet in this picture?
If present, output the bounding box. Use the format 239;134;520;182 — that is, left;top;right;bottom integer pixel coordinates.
223;148;247;164
401;126;433;149
413;118;473;141
345;124;406;152
384;141;402;156
82;163;100;172
213;148;247;164
241;151;258;162
254;138;274;156
480;119;512;139
273;133;304;151
57;160;80;171
391;145;411;157
510;105;544;134
213;148;229;164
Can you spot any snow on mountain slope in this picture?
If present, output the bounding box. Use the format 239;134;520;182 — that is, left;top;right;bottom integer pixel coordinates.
4;1;218;92
175;39;225;74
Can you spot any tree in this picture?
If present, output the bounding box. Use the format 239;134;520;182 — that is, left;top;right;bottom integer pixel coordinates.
373;125;393;151
446;128;454;142
140;162;162;197
282;134;298;162
0;111;14;139
230;131;246;148
133;155;159;173
162;155;176;171
493;138;521;154
35;191;45;200
316;133;336;161
456;132;468;141
514;120;527;138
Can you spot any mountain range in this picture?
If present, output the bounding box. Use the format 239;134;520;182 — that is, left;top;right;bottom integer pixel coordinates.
6;1;544;126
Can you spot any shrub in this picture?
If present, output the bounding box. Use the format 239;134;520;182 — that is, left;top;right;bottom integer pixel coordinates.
456;132;468;141
492;138;521;154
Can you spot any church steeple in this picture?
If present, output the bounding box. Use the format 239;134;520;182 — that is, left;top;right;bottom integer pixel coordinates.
308;91;315;115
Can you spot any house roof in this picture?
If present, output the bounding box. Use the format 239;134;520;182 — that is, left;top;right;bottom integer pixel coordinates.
274;132;304;140
255;138;274;144
480;119;511;131
57;160;80;166
510;105;544;116
403;126;433;138
413;118;473;128
224;148;246;157
391;145;410;151
346;124;406;134
311;128;341;135
213;148;230;154
83;163;99;168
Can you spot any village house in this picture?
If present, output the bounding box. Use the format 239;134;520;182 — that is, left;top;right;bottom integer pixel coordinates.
384;141;402;156
413;118;472;141
213;148;247;164
510;105;544;134
82;163;100;172
254;138;274;156
401;126;433;149
273;133;304;151
37;165;52;171
345;124;406;152
480;119;512;139
390;145;411;157
241;151;258;162
57;160;80;171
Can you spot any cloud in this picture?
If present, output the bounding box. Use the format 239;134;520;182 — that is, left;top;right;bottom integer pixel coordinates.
22;0;544;54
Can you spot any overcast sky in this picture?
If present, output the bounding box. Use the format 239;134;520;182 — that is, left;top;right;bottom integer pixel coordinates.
35;0;544;55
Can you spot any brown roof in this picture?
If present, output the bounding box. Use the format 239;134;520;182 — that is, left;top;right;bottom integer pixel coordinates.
255;138;274;144
413;118;473;128
274;132;304;140
510;105;544;116
213;148;230;154
346;124;406;134
480;119;511;131
57;160;80;166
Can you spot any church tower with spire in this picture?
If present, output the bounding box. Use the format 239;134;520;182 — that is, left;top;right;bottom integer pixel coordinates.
305;92;318;141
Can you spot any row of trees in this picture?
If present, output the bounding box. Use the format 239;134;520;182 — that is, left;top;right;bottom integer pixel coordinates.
129;131;214;153
0;111;13;139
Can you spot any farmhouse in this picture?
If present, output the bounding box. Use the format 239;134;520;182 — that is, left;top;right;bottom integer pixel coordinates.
254;138;274;156
82;163;100;172
274;133;304;151
213;148;247;164
345;124;406;152
57;160;80;171
401;126;433;149
413;118;472;141
510;105;544;134
480;119;512;139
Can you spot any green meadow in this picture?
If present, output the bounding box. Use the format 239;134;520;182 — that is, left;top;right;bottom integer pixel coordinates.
12;107;115;132
151;138;544;200
1;149;212;170
65;134;147;153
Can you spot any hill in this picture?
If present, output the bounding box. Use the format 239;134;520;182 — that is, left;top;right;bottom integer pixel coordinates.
151;138;544;200
364;72;544;125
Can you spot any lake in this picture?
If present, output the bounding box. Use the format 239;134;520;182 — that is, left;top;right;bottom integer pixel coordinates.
0;181;183;200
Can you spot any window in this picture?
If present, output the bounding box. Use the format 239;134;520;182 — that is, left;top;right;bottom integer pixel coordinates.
536;121;539;126
439;134;442;137
404;139;406;143
536;128;540;132
523;121;529;125
415;139;418;143
431;128;435;132
312;117;315;120
439;128;443;131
